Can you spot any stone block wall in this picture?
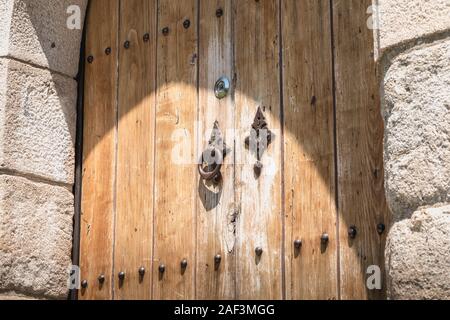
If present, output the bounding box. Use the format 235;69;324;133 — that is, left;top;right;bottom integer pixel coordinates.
376;0;450;300
0;0;87;299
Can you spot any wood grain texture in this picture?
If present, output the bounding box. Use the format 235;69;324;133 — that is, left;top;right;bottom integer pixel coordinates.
79;0;119;300
152;0;198;300
234;0;283;300
196;0;236;300
332;0;389;300
114;0;157;300
282;0;338;300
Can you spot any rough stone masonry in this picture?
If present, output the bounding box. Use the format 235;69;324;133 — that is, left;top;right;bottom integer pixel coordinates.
0;0;449;299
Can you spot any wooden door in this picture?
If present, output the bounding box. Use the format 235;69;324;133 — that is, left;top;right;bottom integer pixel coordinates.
79;0;389;300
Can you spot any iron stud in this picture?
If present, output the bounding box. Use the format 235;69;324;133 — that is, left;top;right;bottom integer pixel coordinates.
118;271;125;281
87;56;94;64
143;33;150;42
81;280;88;289
216;8;223;18
255;247;263;256
139;267;146;277
294;239;302;249
124;41;130;49
162;27;169;36
214;254;222;264
321;233;329;244
348;226;357;239
159;264;166;274
98;274;105;284
181;259;188;269
377;223;386;235
183;19;191;29
105;47;111;55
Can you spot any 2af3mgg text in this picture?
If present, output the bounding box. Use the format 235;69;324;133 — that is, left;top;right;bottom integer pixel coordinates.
217;305;275;316
174;304;275;317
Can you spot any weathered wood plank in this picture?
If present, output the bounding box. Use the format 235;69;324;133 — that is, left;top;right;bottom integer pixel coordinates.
196;0;236;300
282;0;338;300
153;0;198;300
114;0;157;300
332;0;389;300
79;0;119;300
234;0;283;300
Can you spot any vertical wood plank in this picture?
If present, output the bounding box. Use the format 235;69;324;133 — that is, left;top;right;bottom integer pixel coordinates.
153;0;198;300
282;0;338;300
114;0;157;300
332;0;389;300
79;0;119;300
196;0;236;300
234;0;283;300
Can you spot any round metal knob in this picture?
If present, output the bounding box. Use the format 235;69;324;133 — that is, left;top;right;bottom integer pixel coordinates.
181;259;188;269
118;272;125;281
139;267;146;277
348;226;357;239
214;254;222;264
321;233;329;244
124;41;130;49
214;76;230;99
81;280;88;289
159;264;166;274
294;239;302;249
87;56;94;64
98;274;105;284
183;19;191;29
255;247;263;256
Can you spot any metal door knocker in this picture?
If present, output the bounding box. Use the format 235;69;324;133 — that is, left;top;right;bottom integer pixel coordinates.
245;107;275;177
198;121;229;184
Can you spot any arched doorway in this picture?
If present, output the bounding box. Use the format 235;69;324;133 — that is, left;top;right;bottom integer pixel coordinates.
78;0;389;300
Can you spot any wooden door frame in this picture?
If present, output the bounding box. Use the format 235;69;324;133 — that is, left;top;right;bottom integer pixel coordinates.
71;0;90;301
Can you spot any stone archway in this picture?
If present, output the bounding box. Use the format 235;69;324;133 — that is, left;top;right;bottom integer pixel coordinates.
0;0;448;300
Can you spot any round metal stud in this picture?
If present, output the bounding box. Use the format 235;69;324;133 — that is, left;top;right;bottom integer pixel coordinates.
105;47;111;55
377;223;386;235
294;239;302;249
214;76;230;99
321;233;329;244
139;267;146;277
81;280;88;289
159;264;166;274
87;56;94;64
214;254;222;264
124;41;130;49
183;19;191;29
348;226;357;239
162;27;169;36
181;259;188;269
143;33;150;42
118;271;125;281
98;274;105;284
255;247;263;256
216;8;223;18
